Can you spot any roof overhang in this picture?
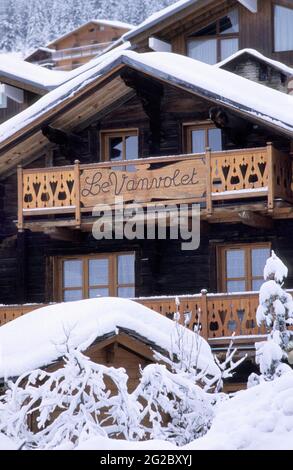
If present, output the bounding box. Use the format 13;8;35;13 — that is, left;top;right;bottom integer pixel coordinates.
123;0;258;44
237;0;257;13
0;73;48;95
0;51;292;176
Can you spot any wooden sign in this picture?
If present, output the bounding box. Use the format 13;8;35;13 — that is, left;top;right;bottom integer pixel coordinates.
80;158;207;208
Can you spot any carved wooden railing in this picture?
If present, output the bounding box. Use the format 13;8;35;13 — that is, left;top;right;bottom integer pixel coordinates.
210;147;269;196
18;144;293;229
2;291;293;343
0;304;46;327
137;290;268;340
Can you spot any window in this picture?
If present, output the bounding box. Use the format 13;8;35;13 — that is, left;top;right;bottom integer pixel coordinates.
184;124;222;153
0;84;7;109
101;130;139;165
274;5;293;52
218;244;271;293
58;253;135;302
187;9;239;64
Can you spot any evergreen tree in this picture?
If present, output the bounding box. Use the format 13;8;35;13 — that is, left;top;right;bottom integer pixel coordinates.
0;0;16;51
249;251;293;383
0;0;178;54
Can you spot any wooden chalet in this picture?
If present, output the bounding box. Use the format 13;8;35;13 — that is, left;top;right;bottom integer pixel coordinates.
26;20;133;71
0;57;68;125
0;0;293;380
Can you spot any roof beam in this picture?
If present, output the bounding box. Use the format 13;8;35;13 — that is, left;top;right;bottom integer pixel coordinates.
237;0;258;13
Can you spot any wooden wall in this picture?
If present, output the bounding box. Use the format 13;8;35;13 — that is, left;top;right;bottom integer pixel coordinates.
51;22;130;70
239;0;293;66
221;55;288;93
166;0;293;67
2;218;293;305
0;90;38;125
0;82;291;305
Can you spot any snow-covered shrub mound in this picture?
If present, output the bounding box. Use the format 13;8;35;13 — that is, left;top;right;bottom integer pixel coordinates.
188;369;293;450
0;432;17;450
0;297;219;380
75;370;293;450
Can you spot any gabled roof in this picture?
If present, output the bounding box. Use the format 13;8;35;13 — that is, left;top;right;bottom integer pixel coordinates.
123;0;257;43
0;297;217;380
0;54;68;94
1;50;293;144
216;48;293;77
47;19;133;49
0;41;131;97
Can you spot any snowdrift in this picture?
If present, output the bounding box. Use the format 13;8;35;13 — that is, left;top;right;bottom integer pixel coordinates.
76;370;293;451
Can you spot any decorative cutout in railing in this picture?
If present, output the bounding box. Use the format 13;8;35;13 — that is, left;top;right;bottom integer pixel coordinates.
211;148;268;194
18;144;293;228
273;148;293;203
22;168;76;211
206;294;266;338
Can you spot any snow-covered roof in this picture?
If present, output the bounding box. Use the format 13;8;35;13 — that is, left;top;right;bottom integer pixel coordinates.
216;48;293;76
91;19;134;30
47;19;133;48
1;50;293;153
0;297;218;380
0;54;68;93
64;40;131;81
123;0;257;42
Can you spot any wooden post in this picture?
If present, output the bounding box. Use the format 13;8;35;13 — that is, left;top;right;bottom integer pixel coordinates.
267;142;274;212
17;165;24;232
205;147;212;216
74;160;81;228
200;289;208;340
16;231;27;304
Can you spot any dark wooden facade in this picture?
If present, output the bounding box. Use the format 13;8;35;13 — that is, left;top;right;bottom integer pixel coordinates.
0;0;293;316
0;89;38;125
0;79;292;305
130;0;293;67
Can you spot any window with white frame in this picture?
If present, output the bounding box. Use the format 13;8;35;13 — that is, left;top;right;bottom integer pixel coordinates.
57;253;135;302
187;9;239;65
274;4;293;52
0;85;7;109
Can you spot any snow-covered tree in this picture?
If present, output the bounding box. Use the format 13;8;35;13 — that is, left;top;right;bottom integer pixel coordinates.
0;0;177;54
155;297;245;392
0;0;17;52
134;298;243;446
134;363;214;446
0;349;142;449
251;251;293;383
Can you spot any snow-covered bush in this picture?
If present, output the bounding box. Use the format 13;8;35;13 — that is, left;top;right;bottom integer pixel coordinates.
136;299;243;446
134;363;214;446
0;349;142;449
251;251;293;383
155;297;244;392
0;296;242;449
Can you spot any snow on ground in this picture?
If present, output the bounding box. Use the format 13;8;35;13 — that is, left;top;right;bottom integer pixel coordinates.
0;433;17;450
188;371;293;450
75;370;293;450
0;297;218;380
77;437;176;450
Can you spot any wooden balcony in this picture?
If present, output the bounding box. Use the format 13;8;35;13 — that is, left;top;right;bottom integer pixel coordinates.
18;144;293;231
0;291;276;353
